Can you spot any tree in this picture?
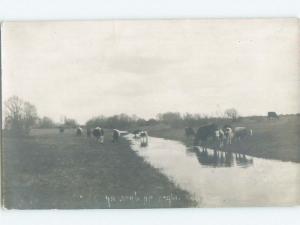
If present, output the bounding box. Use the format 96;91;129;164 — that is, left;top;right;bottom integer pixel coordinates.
4;96;38;135
146;118;157;126
224;108;239;121
23;102;38;132
4;96;23;131
183;113;195;127
156;112;182;128
157;112;181;123
64;117;78;128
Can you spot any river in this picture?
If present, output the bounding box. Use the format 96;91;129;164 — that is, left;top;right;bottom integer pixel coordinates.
125;134;300;207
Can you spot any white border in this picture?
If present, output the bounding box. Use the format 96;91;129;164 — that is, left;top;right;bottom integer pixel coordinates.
0;0;300;20
0;0;299;224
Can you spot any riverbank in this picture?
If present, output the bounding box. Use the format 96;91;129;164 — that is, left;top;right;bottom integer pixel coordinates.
2;128;196;209
144;115;300;163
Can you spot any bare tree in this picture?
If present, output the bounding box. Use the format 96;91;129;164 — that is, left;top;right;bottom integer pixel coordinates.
23;102;38;132
4;96;38;135
225;108;239;121
4;96;24;132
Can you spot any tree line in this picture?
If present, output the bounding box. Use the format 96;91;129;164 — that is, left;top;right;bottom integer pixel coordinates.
4;96;240;135
86;109;239;129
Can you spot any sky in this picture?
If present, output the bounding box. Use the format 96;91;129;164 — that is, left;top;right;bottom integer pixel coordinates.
2;19;300;124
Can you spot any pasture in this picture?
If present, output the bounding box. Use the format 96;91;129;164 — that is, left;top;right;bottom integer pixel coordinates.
2;128;195;209
144;115;300;163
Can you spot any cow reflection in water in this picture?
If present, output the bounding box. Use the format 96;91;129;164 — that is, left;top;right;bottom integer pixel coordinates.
235;153;254;167
189;147;253;168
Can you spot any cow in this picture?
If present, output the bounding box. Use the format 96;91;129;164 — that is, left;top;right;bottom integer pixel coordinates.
268;111;279;120
185;127;195;139
214;128;225;149
93;127;100;140
59;126;64;133
233;127;253;141
76;127;83;136
112;129;120;143
193;124;218;149
99;128;104;143
223;125;234;145
140;131;148;147
93;127;104;143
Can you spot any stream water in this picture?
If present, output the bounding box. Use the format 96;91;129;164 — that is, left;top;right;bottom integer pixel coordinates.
126;134;300;207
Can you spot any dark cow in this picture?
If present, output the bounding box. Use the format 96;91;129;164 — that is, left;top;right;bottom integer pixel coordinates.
268;112;279;120
112;129;120;143
93;127;100;140
76;127;83;136
194;124;218;148
185;127;195;139
59;126;64;133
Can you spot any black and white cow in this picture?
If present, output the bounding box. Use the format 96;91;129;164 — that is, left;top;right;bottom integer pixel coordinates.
223;125;234;145
93;127;104;143
214;128;225;149
139;131;148;147
76;127;83;136
233;127;253;141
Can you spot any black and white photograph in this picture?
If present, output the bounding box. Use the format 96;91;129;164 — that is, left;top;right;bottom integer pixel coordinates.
1;19;300;209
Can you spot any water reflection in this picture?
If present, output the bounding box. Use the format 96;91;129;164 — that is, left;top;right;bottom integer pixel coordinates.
187;147;254;168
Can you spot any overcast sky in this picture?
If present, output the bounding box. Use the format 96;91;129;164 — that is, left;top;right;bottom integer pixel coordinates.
2;19;299;124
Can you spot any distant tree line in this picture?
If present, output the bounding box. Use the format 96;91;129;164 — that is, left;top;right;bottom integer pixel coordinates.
85;110;240;130
85;114;158;129
6;95;268;136
3;96;79;136
155;112;231;128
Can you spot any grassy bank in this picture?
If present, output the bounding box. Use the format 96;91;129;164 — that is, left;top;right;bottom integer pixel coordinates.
2;129;196;209
144;115;300;163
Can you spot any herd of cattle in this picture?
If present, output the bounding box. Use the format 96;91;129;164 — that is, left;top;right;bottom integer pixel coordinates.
58;123;252;150
185;124;253;150
56;110;280;150
51;111;285;153
59;126;149;146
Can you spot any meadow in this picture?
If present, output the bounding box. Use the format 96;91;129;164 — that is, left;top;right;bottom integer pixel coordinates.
2;129;195;209
2;115;299;209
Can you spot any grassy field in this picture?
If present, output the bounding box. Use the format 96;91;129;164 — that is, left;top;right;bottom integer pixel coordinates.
2;128;196;209
144;115;300;163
